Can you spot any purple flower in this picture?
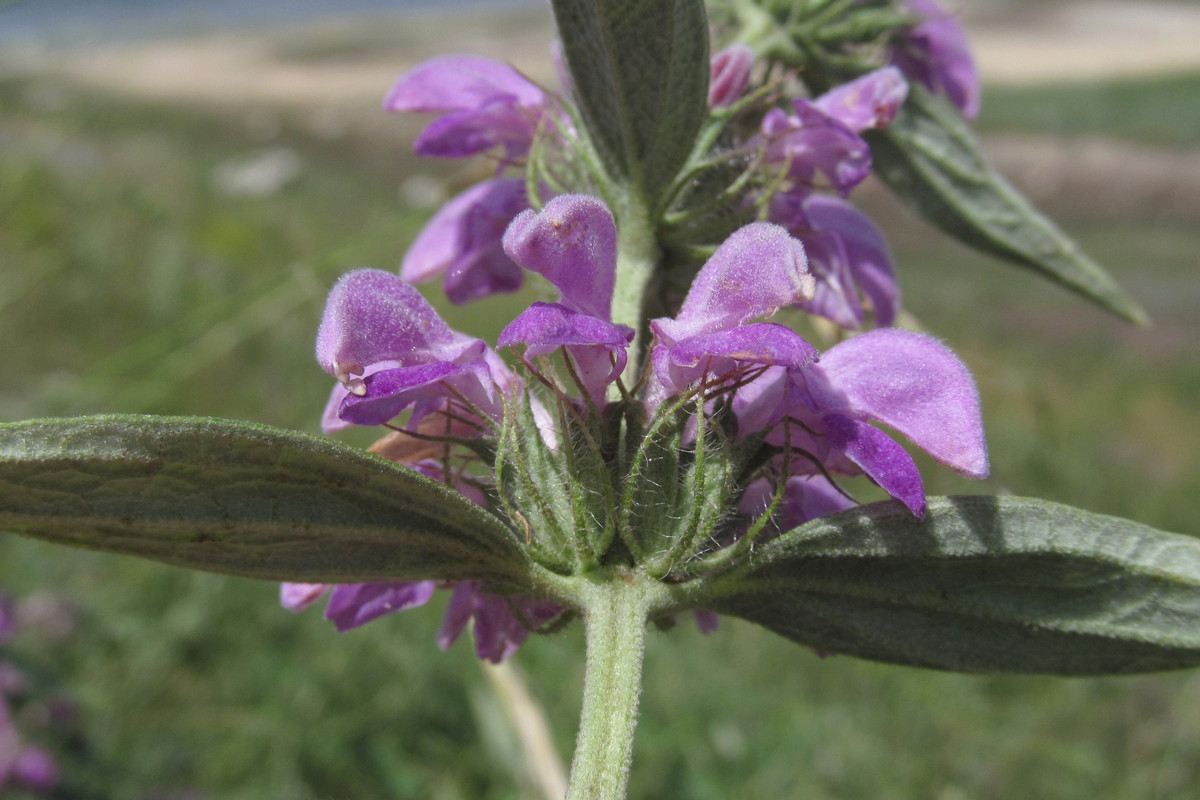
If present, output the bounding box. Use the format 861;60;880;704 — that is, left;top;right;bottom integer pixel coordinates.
742;328;988;516
762;101;871;197
649;223;816;398
401;178;529;304
280;583;330;613
438;582;562;664
813;66;909;132
316;269;508;429
325;582;437;633
384;55;548;160
498;195;634;405
891;0;980;119
708;44;755;108
769;189;900;328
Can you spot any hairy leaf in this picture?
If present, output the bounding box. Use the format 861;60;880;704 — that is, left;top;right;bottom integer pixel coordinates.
865;86;1147;324
706;496;1200;674
550;0;710;197
0;416;527;584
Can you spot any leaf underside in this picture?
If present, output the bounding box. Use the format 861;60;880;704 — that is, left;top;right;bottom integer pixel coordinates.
0;416;527;585
709;495;1200;675
551;0;710;197
866;85;1148;325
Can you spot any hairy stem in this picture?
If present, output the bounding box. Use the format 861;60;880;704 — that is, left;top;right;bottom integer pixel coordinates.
565;575;656;800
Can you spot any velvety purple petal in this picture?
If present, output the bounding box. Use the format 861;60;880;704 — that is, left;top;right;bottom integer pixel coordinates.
384;55;545;113
740;474;856;532
814;66;908;132
806;329;988;478
656;323;818;394
401;178;527;303
654;223;812;343
472;593;528;663
325;582;436;633
280;583;330;613
892;0;980;119
822;413;926;516
413;101;539;159
803;194;900;326
315;269;467;382
499;302;633;403
337;361;464;427
502;195;618;319
499;302;633;355
709;44;755;108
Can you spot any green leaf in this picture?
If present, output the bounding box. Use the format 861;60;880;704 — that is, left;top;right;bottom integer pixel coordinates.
705;496;1200;675
0;415;528;585
864;85;1148;324
550;0;711;198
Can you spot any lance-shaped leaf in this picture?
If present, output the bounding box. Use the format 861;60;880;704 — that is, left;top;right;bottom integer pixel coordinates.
0;416;528;585
550;0;710;197
863;85;1147;324
704;496;1200;675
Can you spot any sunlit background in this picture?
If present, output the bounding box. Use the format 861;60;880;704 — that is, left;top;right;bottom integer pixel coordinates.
2;1;1199;797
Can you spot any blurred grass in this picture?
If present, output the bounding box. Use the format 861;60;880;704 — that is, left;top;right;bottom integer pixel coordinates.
978;71;1200;148
1;39;1199;800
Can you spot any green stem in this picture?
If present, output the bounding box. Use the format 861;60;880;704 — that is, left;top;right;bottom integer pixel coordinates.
610;191;660;383
565;576;656;800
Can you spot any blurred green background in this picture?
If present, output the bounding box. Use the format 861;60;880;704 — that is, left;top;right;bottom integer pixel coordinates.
2;2;1199;798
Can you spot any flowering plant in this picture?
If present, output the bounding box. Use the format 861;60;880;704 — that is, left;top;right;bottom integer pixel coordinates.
1;1;1198;797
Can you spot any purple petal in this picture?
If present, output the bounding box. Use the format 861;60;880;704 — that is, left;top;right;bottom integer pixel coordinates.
892;0;980;119
437;582;476;652
315;269;471;382
413;101;538;159
732;365;790;439
653;223;812;343
384;55;545;113
805;329;988;478
280;583;330;613
763;102;873;196
337;361;465;427
655;323;817;395
325;582;436;633
822;414;926;516
12;746;59;791
814;67;908;132
502;195;618;319
401;178;528;304
499;302;633;403
802;195;900;327
708;44;755;108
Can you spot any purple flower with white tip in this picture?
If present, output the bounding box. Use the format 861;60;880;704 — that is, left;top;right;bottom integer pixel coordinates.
770;189;900;328
762;101;871;197
497;195;634;406
891;0;980;119
401;178;529;304
649;223;816;399
316;269;508;430
384;55;548;161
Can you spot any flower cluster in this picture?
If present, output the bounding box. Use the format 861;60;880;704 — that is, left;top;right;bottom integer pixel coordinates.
284;3;988;660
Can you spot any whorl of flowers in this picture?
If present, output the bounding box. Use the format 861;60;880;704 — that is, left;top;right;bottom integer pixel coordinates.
284;11;988;659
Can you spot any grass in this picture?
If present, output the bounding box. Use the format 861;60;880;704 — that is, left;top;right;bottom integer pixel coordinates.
1;34;1199;800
